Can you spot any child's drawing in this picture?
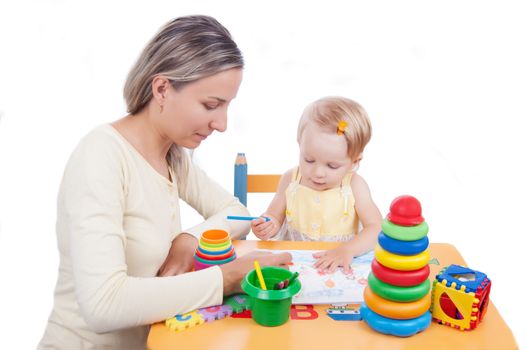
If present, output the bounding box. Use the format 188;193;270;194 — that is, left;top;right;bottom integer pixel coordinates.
261;249;374;304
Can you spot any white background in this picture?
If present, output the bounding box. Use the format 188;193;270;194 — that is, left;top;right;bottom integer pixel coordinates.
1;1;524;348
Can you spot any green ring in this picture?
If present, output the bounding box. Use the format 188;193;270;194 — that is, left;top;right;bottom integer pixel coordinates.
368;273;430;302
194;252;236;265
199;240;231;250
381;219;429;241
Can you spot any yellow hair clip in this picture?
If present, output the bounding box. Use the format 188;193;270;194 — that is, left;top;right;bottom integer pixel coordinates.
337;120;347;135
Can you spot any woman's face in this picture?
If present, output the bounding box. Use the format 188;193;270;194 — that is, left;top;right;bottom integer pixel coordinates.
159;68;243;149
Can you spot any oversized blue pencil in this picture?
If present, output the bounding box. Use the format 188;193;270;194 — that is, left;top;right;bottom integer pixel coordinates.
234;153;248;206
227;216;270;222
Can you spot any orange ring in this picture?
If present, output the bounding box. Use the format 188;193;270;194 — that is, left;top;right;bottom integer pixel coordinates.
201;229;230;244
364;287;431;320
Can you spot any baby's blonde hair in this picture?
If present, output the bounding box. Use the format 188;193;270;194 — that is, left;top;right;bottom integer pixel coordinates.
297;97;372;162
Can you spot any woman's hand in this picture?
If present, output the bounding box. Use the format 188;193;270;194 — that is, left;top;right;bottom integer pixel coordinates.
219;250;292;295
251;214;280;240
312;242;354;274
157;233;198;276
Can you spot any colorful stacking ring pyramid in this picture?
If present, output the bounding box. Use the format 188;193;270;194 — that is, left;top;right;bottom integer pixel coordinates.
194;229;236;271
360;195;432;337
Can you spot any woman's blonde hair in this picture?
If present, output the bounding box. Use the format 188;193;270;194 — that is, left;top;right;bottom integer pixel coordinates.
297;97;372;162
123;15;244;187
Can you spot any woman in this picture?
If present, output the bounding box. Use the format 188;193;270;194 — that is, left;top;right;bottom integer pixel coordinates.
38;15;291;349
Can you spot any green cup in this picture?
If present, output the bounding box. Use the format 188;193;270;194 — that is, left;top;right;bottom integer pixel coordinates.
241;267;301;327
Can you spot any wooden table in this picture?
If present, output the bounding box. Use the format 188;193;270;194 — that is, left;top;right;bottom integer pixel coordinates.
148;241;517;350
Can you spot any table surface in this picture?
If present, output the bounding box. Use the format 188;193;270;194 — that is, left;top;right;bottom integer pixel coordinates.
148;241;517;350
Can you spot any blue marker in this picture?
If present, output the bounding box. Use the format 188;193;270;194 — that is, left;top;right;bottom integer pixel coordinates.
227;215;270;222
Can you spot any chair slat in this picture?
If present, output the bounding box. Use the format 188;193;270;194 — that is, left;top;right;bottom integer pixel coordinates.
246;175;281;193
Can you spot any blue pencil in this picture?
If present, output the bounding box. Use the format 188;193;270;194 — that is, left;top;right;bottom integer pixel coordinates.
234;153;248;206
227;215;270;222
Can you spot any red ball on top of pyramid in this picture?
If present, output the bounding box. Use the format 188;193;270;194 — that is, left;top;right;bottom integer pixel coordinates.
387;195;425;226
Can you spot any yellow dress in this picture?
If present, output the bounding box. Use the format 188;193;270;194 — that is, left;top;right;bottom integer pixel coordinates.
275;167;359;241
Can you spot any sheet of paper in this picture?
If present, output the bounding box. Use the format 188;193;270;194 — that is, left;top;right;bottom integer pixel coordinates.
260;249;374;305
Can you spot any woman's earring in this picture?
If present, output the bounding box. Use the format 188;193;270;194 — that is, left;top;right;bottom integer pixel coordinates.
160;104;164;113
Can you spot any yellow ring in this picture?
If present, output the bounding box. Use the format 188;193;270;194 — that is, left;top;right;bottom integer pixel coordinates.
198;241;232;251
374;245;429;271
364;287;431;319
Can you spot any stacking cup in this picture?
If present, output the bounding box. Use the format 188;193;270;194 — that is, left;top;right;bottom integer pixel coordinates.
194;229;236;271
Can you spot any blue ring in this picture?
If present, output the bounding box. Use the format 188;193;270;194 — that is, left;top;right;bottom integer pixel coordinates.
197;245;233;256
360;304;431;337
378;232;429;255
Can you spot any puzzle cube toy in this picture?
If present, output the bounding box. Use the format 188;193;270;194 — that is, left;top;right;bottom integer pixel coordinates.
431;264;491;331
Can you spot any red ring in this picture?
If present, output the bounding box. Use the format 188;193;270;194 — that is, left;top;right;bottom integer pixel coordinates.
371;259;430;287
195;247;234;260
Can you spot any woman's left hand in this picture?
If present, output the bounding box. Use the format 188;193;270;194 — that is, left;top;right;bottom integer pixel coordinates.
312;243;354;274
157;233;198;276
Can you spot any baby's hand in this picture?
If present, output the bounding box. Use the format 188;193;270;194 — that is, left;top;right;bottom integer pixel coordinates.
313;243;354;274
251;214;279;241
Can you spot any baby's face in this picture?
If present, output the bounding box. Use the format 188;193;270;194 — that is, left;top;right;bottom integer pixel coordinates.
298;123;354;191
